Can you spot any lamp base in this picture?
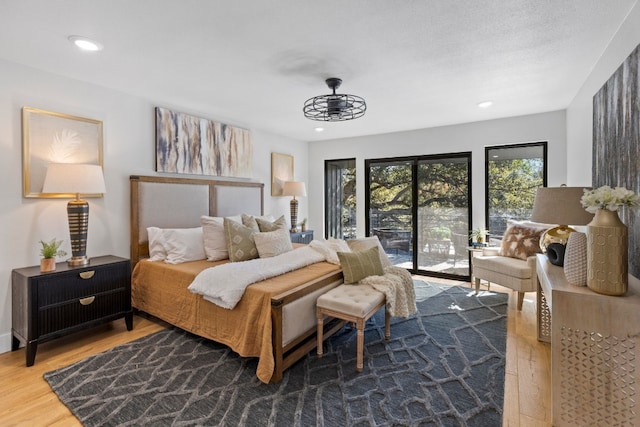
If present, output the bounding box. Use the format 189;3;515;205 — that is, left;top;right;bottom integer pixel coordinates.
290;198;299;234
540;225;577;251
68;256;90;266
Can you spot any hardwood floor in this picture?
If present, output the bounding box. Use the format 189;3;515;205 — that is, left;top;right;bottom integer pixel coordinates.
0;281;551;426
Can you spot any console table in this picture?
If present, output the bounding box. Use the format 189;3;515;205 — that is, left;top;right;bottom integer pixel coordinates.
536;254;640;426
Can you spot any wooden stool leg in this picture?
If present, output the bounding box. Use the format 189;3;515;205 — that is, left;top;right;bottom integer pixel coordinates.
356;319;364;372
474;277;480;294
384;307;391;340
317;308;324;357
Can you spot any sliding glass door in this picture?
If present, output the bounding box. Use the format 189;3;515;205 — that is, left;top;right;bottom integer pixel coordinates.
366;153;471;280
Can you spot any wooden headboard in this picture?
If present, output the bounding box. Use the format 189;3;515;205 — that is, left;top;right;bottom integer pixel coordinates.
130;175;264;266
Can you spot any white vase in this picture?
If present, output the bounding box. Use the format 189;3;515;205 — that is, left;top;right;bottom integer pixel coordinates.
586;209;628;296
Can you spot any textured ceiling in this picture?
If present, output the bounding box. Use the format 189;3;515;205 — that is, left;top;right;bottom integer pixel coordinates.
0;0;636;142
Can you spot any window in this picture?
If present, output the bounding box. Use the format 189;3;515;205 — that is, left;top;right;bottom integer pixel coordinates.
485;142;547;239
325;158;356;239
366;153;472;280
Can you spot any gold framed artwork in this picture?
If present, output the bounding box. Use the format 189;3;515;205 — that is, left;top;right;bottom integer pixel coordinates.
22;107;103;198
271;152;294;196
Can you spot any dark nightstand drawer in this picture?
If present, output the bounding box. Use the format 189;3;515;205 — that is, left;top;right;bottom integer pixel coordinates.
38;262;129;306
38;288;130;336
290;230;314;244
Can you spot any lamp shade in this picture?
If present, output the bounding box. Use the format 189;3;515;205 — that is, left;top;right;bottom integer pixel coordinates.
42;163;106;195
283;181;307;198
531;187;593;225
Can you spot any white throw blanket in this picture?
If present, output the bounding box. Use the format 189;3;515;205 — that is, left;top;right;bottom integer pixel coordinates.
359;266;417;318
188;246;325;309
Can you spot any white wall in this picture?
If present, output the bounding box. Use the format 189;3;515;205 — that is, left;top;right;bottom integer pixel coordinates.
0;59;308;353
308;110;568;238
566;3;640;184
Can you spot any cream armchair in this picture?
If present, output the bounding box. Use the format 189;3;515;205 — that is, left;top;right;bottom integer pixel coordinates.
472;251;538;310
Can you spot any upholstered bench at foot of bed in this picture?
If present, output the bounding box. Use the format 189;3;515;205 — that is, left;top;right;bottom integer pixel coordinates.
316;284;390;372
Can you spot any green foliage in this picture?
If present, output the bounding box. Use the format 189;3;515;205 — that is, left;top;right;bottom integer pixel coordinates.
487;158;542;211
469;227;488;242
427;226;451;240
39;238;67;259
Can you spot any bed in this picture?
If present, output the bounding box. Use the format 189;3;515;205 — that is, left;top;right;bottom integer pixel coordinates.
129;175;344;383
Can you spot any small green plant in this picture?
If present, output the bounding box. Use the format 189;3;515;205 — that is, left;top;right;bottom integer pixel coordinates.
39;238;67;259
428;226;451;240
301;218;307;226
469;227;489;243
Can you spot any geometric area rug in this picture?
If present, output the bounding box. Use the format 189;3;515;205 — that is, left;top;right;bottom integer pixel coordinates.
44;282;508;427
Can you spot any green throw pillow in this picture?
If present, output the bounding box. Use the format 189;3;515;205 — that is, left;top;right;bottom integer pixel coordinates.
224;218;258;262
337;246;384;284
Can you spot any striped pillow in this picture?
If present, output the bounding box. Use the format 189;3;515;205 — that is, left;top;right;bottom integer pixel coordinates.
337;246;384;284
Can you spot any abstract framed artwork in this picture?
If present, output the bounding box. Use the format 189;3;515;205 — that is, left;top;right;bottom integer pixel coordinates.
22;107;103;198
271;152;294;196
155;107;253;178
593;41;640;280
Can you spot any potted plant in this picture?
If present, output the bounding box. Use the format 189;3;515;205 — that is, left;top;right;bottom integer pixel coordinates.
469;227;489;245
39;238;67;272
300;218;307;232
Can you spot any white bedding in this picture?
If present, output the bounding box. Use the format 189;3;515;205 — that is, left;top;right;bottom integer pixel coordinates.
188;245;327;309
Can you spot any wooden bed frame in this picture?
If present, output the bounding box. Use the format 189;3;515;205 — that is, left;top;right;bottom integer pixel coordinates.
130;175;344;382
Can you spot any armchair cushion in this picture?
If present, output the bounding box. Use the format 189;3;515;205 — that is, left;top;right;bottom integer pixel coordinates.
473;255;533;279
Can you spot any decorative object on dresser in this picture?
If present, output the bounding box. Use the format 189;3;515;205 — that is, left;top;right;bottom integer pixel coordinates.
42;163;106;266
283;181;306;232
300;217;307;232
11;255;132;366
536;254;640;426
290;229;313;244
21;107;103;199
155;107;252;178
580;185;640;296
530;186;594;265
562;231;587;286
38;238;67;272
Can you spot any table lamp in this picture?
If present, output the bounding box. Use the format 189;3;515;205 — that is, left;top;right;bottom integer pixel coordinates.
530;186;594;263
283;181;306;232
42;163;106;266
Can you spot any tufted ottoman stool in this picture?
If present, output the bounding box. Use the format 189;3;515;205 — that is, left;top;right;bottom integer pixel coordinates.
316;284;390;372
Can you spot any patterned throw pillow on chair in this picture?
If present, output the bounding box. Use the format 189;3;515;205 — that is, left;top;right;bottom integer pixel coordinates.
499;220;549;260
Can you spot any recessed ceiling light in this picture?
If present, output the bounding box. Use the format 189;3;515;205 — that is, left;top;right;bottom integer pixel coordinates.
477;101;493;109
68;35;103;52
315;127;324;132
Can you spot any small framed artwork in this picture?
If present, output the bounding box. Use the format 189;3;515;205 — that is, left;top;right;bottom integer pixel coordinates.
271;152;294;196
22;107;103;198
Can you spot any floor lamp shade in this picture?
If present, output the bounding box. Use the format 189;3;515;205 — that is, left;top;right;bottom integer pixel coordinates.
42;164;106;266
283;181;306;233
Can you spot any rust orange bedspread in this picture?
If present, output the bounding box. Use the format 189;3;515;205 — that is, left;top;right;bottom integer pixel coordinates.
131;258;341;383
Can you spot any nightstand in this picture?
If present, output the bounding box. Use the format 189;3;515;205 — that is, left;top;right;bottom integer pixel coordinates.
11;255;133;366
290;230;314;244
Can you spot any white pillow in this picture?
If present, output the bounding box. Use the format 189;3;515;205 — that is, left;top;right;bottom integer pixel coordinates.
163;227;206;264
328;238;351;254
147;226;167;261
309;239;341;264
201;215;241;261
254;228;294;258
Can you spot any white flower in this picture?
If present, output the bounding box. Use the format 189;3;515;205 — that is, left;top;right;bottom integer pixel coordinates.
580;185;640;213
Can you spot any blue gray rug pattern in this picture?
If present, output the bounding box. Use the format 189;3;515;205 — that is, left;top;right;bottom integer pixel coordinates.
44;282;508;426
